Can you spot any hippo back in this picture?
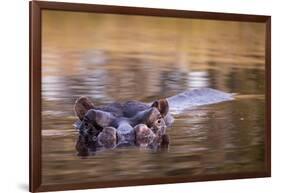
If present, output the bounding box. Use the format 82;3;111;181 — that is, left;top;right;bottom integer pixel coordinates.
167;88;234;114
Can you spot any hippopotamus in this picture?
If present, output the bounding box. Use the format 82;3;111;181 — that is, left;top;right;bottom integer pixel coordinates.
74;96;171;147
74;88;234;155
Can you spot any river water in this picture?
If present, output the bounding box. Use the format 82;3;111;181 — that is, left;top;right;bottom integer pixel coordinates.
41;10;266;185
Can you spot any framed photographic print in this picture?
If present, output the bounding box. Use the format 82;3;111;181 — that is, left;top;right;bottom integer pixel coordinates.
30;1;271;192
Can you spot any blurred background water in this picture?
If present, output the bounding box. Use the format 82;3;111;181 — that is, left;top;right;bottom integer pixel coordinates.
41;10;266;185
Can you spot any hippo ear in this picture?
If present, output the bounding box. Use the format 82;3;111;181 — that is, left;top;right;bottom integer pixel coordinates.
74;96;94;120
151;99;169;117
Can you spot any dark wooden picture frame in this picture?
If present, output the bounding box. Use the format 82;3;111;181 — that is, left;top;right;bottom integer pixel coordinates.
30;1;271;192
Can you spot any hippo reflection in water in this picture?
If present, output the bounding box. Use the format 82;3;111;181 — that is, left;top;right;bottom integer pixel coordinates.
74;88;234;156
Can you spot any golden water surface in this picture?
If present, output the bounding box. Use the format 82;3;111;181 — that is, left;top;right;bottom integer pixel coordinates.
41;10;266;185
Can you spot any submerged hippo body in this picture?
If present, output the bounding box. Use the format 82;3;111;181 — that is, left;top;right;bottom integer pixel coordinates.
74;88;234;155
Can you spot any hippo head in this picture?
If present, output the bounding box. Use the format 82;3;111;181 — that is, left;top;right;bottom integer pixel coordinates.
74;96;170;149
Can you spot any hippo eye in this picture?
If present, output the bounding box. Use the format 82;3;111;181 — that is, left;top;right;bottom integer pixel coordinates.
157;119;161;124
